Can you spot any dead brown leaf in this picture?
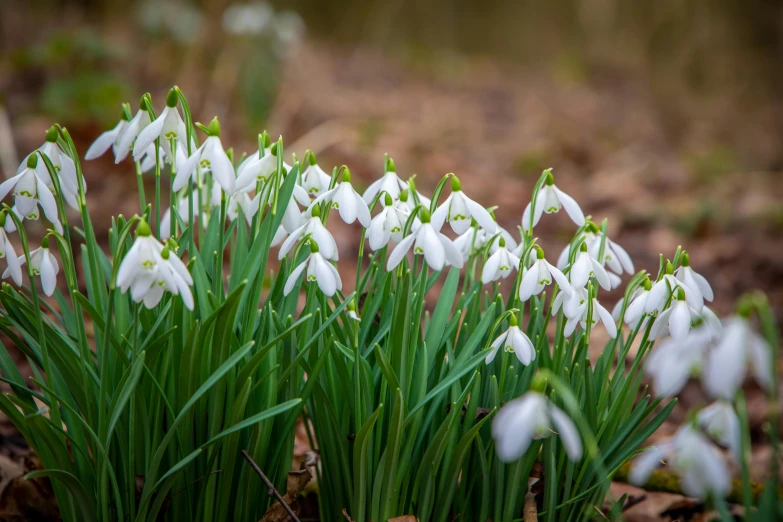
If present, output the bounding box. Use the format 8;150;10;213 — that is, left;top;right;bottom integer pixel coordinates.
259;468;313;522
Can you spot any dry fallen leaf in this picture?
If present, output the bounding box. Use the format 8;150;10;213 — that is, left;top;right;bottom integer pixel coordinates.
260;467;313;522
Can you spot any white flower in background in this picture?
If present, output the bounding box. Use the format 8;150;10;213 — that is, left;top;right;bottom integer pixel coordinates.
675;252;714;310
481;237;520;284
697;400;741;462
521;170;584;232
283;241;342;296
431;176;496;235
85;113;129;161
160;195;204;240
400;179;431;213
613;279;652;327
132;89;188;161
2;238;59;296
644;262;703;314
362;156;405;204
227;192;260;227
116;220;164;297
0;154;63;234
0;215;22;285
489;224;519;254
387;208;463;271
454;225;486;263
518;246;570;301
557;287;617;338
485;315;535;365
630;424;731;499
703;316;773;400
278;203;338;261
177;118;235;194
271;225;288;247
19;127;82;209
367;193;409;251
309;169;371;228
585;228;634;288
223;1;273;35
233;146;281;194
568;243;611;291
492;391;582;462
301;151;332;197
700;305;722;336
650;286;700;340
115;104;152;163
645;326;713;397
138;246;195;310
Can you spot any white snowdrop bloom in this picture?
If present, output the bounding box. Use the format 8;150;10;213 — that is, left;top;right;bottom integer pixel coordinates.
645;326;713;397
362;157;405;204
278;203;338;261
367;193;409;251
233;147;279;194
521;171;584;232
650;286;701;341
518;247;570;301
308;169;371;228
18;127;82;210
431;176;496;235
697;400;741;462
481;237;520;284
115;104;152;163
227;192;260;227
270;225;288;248
85;114;128;161
585;229;634;276
489;224;519;254
675;252;714;310
568;243;611;291
116;220;164;297
0;216;22;286
485;315;535;365
301;152;332;197
453;225;486;263
0;155;63;234
703;316;773;400
402;178;431;210
630;424;731;500
132;89;188;161
136;246;195;310
558;287;617;338
283;241;342;296
3;238;59;296
699;306;722;337
160;195;204;240
177;118;235;194
386;209;463;271
644;263;702;315
614;279;652;327
492;391;582;462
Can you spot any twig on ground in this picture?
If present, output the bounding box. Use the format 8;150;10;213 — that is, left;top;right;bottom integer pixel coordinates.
242;449;301;522
523;491;538;522
342;508;356;521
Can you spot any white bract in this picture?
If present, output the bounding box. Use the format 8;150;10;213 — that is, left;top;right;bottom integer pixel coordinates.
309;169;371;228
431;176;496;235
630;424;731;499
283;242;342;296
492;391;582;462
0;155;63;234
485;316;535;365
522;171;584;232
386;209;463;271
518;247;570;301
481;238;520;284
278;204;338;261
367;194;408;251
177;119;235;194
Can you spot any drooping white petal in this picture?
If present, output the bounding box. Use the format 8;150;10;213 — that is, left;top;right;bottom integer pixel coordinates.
283;260;308;295
550;406;582;460
552;186;585;226
387;233;417;270
629;446;666;486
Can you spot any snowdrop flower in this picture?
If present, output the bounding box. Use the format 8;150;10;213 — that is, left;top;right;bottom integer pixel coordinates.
518;246;570;301
160;195;203;240
362;156;405;204
132;88;188;161
0;154;63;234
703;315;773;400
0;214;21;285
233;144;281;194
345;299;361;322
584;228;634;288
116;219;164;299
399;178;431;216
557;286;617;338
145;246;194;310
485;315;535;365
387;208;463;271
309;169;371;228
568;243;611;291
278;203;338;261
115;101;152;163
644;262;702;314
271;225;288;248
645;326;713;397
453;224;486;263
481;237;520;284
630;424;731;499
650;286;701;341
3;237;59;296
697;400;741;462
521;170;584;232
489;223;519;254
367;193;408;251
613;278;652;327
301;151;332;197
85;110;129;161
431;176;496;235
283;241;342;296
19;126;82;209
675;252;714;310
492;391;582;462
177;118;235;194
227;192;260;227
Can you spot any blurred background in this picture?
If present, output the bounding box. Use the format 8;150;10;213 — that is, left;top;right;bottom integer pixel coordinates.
1;0;782;518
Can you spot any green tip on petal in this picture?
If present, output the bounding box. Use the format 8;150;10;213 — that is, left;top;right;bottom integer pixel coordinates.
41;236;50;249
45;126;58;143
509;313;518;327
307;150;317;166
665;261;674;275
161;246;171;260
418;207;431;223
450;174;461;192
399;189;409;202
384;192;393;206
309;239;320;253
206;117;221;137
681;252;690;267
536;246;545;259
136;219;152;237
27;154;38;169
341;168;351;183
386;155;396;173
499;237;506;248
166;88;178;108
544;169;555;186
311;203;321;218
